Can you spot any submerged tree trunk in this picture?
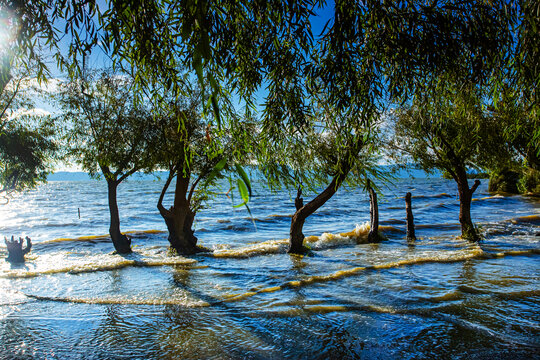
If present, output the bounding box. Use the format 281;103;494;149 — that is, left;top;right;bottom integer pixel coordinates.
367;180;381;243
289;173;348;254
107;179;132;254
436;134;482;241
158;168;203;255
4;236;31;263
456;176;481;241
289;138;365;254
405;192;416;241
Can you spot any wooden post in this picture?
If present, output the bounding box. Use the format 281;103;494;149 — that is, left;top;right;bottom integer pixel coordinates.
5;236;32;263
405;192;416;241
367;180;380;242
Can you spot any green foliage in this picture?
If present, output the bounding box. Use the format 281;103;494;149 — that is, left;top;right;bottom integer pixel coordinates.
0;0;101;93
490;85;540;172
488;168;521;193
0;74;57;199
518;168;540;194
390;81;508;180
0;0;524;209
57;70;154;182
149;84;255;214
0;118;57;199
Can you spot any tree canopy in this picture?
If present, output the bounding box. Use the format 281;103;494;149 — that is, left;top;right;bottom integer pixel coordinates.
0;75;57;201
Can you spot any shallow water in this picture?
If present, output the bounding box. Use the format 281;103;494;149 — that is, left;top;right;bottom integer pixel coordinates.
0;177;539;359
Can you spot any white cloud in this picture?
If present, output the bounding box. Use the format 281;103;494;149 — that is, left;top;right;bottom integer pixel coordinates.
7;107;52;120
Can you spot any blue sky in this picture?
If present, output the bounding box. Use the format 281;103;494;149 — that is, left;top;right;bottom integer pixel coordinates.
20;1;337;171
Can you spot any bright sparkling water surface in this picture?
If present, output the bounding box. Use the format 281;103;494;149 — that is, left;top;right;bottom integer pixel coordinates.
0;176;539;359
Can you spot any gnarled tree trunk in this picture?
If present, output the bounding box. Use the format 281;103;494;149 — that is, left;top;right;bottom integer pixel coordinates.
437;135;482;241
158;168;203;255
107;179;132;254
367;180;381;242
456;175;481;241
289;173;348;254
289;138;365;254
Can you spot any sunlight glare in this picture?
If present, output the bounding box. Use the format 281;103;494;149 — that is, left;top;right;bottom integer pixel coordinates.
0;11;14;52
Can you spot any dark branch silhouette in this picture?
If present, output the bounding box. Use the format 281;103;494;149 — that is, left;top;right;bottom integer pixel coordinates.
5;236;32;263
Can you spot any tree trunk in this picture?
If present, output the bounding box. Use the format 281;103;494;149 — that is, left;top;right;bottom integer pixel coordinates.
289;174;347;254
289;137;365;254
367;180;381;242
456;175;481;241
158;169;203;255
405;192;416;241
107;179;132;254
295;186;304;211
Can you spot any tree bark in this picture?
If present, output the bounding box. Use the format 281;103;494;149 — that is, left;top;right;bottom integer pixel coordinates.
405;192;416;241
289;173;347;254
367;180;381;242
456;170;481;241
295;186;304;211
158;168;202;255
435;132;481;241
288;136;365;254
107;179;132;253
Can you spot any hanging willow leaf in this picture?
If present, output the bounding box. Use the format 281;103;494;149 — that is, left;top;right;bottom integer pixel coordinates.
234;164;252;196
205;157;227;184
233;178;249;207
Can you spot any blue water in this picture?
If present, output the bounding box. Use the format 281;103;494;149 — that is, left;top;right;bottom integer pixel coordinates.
0;175;538;359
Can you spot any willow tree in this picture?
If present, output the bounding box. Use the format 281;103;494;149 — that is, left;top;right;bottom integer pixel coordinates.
149;88;255;255
389;83;510;241
0;118;57;203
258;73;385;254
485;1;540;193
0;0;102;198
255;0;516;253
58;71;154;253
505;0;539;171
0;75;57;202
286;113;384;254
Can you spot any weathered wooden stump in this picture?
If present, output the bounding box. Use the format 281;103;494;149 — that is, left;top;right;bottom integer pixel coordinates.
367;180;381;243
5;236;32;263
405;192;416;241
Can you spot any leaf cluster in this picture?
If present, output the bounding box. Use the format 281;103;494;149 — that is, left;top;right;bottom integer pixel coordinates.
57;70;155;181
0;116;57;197
389;81;509;180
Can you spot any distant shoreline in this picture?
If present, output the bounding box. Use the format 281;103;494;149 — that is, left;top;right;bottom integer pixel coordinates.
47;168;447;182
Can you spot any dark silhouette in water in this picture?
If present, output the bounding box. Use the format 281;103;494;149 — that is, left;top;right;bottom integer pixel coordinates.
157;170;210;255
367;180;382;243
4;236;32;263
405;192;416;241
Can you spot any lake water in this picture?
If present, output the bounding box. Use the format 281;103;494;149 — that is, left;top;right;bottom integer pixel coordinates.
0;176;539;359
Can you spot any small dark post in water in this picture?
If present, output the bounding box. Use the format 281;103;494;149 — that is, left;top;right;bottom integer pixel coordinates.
295;186;304;211
367;180;380;242
405;192;416;241
78;208;81;219
5;236;32;263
